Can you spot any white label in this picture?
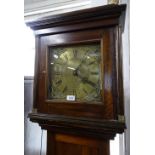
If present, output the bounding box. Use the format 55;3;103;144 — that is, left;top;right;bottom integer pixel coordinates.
66;95;75;101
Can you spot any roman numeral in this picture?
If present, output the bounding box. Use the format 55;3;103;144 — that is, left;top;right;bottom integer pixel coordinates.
73;49;78;58
63;86;68;93
56;80;62;85
90;71;98;75
64;55;68;61
83;88;88;94
88;61;96;65
55;72;62;75
73;90;77;96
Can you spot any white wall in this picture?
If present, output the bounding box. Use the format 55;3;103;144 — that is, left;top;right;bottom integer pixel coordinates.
23;25;35;76
24;0;92;21
120;1;130;155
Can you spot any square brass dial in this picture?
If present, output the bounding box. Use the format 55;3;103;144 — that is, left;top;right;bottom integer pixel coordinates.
48;43;103;103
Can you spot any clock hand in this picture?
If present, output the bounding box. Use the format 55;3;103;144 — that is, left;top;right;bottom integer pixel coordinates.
73;59;85;76
72;54;97;88
81;77;96;88
74;70;97;88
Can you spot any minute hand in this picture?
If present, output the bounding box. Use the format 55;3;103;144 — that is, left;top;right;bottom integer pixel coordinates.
78;75;96;88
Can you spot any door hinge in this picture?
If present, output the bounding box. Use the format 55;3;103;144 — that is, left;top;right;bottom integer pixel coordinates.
32;108;37;113
118;115;125;122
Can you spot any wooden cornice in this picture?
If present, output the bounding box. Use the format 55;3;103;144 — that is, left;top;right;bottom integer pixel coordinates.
29;113;126;140
26;4;126;31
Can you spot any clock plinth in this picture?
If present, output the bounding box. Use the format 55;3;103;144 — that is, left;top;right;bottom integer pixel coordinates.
26;4;126;155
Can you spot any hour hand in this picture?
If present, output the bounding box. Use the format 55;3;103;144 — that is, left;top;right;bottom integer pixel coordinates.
72;62;83;76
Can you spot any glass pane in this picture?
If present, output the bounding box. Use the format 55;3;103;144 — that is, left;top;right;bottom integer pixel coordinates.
48;43;103;103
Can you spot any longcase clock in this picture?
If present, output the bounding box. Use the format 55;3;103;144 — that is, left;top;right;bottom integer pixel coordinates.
26;4;126;155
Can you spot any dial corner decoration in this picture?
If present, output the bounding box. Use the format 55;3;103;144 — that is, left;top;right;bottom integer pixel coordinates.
47;42;103;104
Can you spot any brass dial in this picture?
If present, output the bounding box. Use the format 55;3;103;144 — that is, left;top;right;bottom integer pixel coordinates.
48;43;102;102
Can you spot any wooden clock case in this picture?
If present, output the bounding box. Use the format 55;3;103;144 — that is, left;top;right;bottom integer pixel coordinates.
26;4;126;155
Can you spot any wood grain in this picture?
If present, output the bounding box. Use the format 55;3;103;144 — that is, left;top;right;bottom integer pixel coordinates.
47;132;110;155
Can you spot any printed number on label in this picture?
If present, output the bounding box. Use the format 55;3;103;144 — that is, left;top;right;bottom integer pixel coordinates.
66;95;75;101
